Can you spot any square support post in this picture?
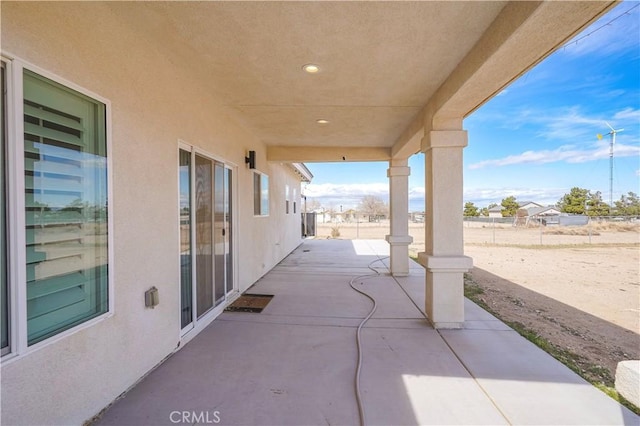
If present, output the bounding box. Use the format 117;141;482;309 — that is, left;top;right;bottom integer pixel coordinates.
417;130;473;328
385;159;413;276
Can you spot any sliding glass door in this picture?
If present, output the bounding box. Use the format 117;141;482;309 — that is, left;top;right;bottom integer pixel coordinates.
179;147;234;333
195;154;214;318
179;150;193;329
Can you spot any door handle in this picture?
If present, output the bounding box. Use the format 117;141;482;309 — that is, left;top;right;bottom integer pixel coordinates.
222;229;226;236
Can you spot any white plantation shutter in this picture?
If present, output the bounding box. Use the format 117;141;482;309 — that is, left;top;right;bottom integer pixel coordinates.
23;70;108;345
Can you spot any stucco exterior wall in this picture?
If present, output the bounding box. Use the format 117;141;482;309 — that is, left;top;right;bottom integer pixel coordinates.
1;3;303;425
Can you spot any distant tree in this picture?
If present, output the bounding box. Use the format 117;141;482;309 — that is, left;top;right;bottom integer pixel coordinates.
463;202;479;217
500;196;518;217
557;187;589;214
325;203;338;221
481;203;497;217
614;192;640;216
32;200;51;212
479;202;497;217
586;191;609;217
305;198;322;213
358;195;388;222
557;187;610;216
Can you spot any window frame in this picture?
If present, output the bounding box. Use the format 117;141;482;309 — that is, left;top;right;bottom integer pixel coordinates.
1;60;12;356
293;188;297;214
253;171;269;217
1;53;114;361
177;141;239;342
285;184;290;214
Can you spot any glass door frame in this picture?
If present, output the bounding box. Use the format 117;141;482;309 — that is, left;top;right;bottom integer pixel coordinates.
178;142;238;338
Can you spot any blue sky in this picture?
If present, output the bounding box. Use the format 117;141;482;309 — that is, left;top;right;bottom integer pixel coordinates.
304;2;640;212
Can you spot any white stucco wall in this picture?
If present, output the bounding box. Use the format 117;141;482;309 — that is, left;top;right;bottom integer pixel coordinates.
1;3;303;425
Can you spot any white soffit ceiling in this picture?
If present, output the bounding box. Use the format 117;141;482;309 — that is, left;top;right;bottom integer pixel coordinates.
105;1;613;155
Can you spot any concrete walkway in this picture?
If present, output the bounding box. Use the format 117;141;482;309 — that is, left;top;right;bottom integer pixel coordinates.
98;239;638;426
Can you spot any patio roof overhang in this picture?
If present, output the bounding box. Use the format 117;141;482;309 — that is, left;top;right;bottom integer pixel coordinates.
104;1;615;163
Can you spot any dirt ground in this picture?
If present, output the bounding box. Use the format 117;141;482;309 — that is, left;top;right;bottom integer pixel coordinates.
315;220;640;386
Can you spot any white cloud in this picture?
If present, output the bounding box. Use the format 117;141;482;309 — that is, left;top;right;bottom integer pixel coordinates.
303;182;429;210
304;182;387;199
562;3;640;57
614;107;640;121
408;187;425;200
303;182;388;209
469;140;640;169
499;106;636;142
536;107;605;140
470;105;640;170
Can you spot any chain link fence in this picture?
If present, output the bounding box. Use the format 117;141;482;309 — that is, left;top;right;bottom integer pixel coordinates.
461;216;639;246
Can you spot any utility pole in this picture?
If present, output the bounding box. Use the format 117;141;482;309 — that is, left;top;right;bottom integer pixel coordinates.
598;122;624;216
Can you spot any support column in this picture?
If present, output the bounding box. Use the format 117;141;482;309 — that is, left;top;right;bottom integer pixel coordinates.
417;130;473;328
385;159;413;276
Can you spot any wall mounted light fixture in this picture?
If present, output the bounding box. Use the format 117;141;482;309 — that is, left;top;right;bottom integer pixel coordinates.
245;150;256;169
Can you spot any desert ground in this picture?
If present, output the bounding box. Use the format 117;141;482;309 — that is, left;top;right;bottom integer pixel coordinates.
314;219;640;386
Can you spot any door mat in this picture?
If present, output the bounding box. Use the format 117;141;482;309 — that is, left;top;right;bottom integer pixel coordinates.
225;294;274;313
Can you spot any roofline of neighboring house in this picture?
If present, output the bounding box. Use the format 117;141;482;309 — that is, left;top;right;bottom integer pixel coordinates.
290;163;313;183
518;201;542;207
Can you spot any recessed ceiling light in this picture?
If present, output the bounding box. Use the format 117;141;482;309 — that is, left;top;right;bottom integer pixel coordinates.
316;119;329;124
303;64;320;74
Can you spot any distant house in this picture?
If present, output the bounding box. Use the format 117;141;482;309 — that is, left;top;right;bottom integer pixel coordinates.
527;206;561;217
488;205;503;218
527;206;562;225
411;212;425;223
489;201;543;218
519;201;543;210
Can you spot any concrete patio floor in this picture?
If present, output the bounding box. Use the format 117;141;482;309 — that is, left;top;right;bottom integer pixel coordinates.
97;239;638;426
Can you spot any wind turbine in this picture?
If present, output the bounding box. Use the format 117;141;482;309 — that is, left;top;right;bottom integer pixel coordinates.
597;122;624;215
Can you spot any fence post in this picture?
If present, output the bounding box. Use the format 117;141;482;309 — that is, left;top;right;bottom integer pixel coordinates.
539;221;543;245
492;217;496;244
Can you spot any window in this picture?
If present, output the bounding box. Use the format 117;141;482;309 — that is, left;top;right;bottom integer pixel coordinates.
2;59;110;354
253;172;269;216
293;188;297;214
285;185;290;214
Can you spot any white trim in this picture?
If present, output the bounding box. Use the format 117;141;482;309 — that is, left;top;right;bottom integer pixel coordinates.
192;144;239;169
290;163;313;183
0;53;114;361
8;58;27;359
177;141;194;337
189;147;197;332
2;56;23;360
229;163;239;299
179;300;226;346
0;60;9;357
4;51;110;106
105;83;115;322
